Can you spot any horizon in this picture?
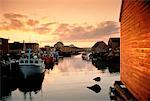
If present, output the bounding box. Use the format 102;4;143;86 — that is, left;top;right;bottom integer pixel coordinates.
3;36;120;48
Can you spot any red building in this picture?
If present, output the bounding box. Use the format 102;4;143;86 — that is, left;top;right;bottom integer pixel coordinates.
0;38;9;55
120;0;150;100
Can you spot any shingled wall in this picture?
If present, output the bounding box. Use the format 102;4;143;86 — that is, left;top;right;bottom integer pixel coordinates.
120;0;150;100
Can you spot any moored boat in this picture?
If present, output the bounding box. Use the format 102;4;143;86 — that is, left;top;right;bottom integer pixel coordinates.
18;49;45;78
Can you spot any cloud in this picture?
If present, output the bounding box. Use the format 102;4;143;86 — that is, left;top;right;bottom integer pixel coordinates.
34;27;51;34
41;22;57;27
0;18;25;30
0;13;27;30
4;13;27;19
0;13;54;34
54;21;119;41
26;19;39;26
0;13;119;38
10;19;24;29
55;23;71;33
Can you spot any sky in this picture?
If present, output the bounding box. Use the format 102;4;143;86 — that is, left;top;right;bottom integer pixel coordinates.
0;0;121;47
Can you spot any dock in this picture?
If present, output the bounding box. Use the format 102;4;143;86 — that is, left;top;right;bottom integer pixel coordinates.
109;81;137;101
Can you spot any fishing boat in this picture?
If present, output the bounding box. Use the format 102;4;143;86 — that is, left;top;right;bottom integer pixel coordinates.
19;49;45;78
41;53;55;69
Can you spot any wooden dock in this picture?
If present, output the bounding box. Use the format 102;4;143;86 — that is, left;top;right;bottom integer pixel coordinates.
109;81;137;101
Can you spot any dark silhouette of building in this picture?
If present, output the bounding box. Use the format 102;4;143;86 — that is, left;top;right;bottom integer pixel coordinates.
91;41;108;54
9;42;39;55
0;38;9;56
107;38;120;60
108;38;120;51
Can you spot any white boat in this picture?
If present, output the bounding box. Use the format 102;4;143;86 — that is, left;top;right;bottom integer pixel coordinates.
19;49;45;78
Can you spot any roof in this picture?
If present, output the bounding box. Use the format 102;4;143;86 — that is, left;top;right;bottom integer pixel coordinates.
119;0;124;22
9;42;39;45
69;44;76;47
0;38;9;40
109;38;120;42
64;46;70;48
25;43;39;45
92;41;107;49
56;42;64;45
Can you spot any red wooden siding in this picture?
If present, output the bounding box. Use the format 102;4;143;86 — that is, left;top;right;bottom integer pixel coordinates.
120;0;150;100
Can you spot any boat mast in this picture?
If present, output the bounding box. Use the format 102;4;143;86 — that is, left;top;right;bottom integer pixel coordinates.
27;49;32;63
23;40;26;51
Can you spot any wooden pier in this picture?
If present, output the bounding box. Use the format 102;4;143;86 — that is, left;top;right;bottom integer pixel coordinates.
109;81;137;101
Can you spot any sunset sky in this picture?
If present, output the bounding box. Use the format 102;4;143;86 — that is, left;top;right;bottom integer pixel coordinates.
0;0;121;47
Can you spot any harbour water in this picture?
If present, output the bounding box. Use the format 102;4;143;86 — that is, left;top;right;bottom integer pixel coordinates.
1;54;120;101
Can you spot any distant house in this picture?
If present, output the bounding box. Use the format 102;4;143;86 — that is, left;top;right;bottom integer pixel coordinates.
54;42;64;51
25;43;39;52
61;46;72;53
91;41;108;54
45;46;51;51
69;44;81;54
40;46;56;54
9;42;23;55
108;38;120;51
0;38;9;55
9;42;39;54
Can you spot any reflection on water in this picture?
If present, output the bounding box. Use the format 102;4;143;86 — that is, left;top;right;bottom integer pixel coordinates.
1;69;45;101
92;59;120;73
19;73;45;101
1;54;119;101
108;63;120;73
19;73;45;93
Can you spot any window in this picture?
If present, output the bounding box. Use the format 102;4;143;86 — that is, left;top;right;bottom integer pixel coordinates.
30;60;33;63
25;60;28;63
35;60;38;63
20;60;24;63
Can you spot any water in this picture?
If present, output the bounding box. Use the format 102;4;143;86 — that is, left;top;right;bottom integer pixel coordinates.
1;54;120;101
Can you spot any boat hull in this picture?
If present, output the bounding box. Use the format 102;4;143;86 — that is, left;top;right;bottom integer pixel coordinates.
19;65;45;78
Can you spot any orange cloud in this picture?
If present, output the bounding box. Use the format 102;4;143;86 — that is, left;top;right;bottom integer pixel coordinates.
54;21;119;41
41;22;57;27
0;13;119;39
9;19;24;29
34;26;51;34
0;13;54;34
26;19;39;26
4;13;27;19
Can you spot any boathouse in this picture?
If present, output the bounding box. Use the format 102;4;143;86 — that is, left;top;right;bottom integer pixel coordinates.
120;0;150;100
91;41;108;54
108;38;120;52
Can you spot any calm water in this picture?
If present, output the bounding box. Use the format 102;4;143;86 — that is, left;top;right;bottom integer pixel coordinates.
1;54;120;101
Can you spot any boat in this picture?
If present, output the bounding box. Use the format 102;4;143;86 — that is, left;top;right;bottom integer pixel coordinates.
51;51;59;62
82;52;92;61
18;49;45;78
41;53;55;69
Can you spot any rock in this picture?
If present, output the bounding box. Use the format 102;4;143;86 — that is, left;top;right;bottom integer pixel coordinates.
93;77;101;82
87;84;101;93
